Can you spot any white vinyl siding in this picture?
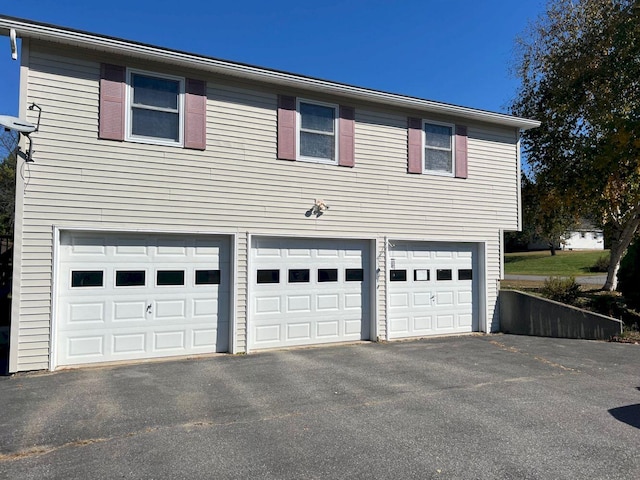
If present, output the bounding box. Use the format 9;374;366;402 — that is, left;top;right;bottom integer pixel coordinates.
11;42;519;371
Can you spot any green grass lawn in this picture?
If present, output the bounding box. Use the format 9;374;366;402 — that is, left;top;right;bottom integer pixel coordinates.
504;250;609;276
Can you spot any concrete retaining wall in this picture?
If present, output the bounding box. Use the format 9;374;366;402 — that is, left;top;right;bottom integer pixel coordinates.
499;290;623;340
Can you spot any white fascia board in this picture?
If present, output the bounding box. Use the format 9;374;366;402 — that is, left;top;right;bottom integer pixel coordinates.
0;16;541;131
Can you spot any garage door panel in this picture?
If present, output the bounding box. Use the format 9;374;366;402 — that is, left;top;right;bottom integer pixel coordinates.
56;232;230;367
254;324;280;343
287;295;312;313
414;292;431;306
153;331;185;351
390;317;409;334
390;293;409;308
155;299;186;319
69;303;105;324
255;296;281;314
414;316;433;332
113;333;146;354
193;298;218;318
192;328;219;348
287;323;311;340
317;321;339;338
435;291;454;306
113;301;146;321
436;315;455;329
317;294;339;311
67;335;104;358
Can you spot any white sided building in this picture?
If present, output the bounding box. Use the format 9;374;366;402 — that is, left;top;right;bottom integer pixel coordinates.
0;16;539;372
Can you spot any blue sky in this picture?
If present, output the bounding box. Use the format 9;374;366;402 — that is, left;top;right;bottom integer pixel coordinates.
0;0;546;117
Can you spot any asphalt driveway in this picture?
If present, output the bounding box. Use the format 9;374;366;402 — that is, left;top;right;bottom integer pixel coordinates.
1;334;638;479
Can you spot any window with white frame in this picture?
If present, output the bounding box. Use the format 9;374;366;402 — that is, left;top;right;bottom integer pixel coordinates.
126;69;184;146
423;121;454;175
297;99;338;163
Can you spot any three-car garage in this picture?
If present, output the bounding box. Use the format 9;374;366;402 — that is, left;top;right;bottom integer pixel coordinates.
53;231;482;368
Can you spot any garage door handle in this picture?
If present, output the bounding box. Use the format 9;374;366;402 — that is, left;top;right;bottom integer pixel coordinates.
146;304;152;314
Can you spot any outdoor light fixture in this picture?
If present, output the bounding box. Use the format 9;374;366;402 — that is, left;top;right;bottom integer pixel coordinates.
306;199;330;217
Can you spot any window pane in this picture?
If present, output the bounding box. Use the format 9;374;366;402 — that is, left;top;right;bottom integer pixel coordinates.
132;108;179;141
436;269;452;281
318;268;338;282
157;270;185;286
116;270;146;287
196;270;221;285
257;269;280;284
71;271;103;287
425;149;452;172
424;123;452;149
458;269;473;281
300;103;334;132
414;269;430;281
132;74;179;109
390;270;407;281
345;268;363;281
289;269;310;283
300;131;335;160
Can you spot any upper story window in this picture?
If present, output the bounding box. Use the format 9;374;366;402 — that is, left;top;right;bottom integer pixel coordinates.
423;121;454;176
297;99;338;164
277;95;355;167
126;69;184;146
99;63;206;150
407;117;467;179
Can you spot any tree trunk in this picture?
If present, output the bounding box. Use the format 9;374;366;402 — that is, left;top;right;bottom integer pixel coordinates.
549;243;557;256
604;216;640;291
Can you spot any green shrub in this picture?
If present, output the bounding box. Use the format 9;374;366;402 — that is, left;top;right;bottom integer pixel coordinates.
618;238;640;310
541;276;581;305
590;255;609;273
590;293;623;318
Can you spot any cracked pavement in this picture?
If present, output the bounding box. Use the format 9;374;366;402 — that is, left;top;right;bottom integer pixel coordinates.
1;335;639;479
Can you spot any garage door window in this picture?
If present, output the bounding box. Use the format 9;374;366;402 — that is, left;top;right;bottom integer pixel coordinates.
458;269;473;280
116;270;146;287
257;269;280;284
390;270;407;281
157;270;185;286
318;268;338;282
436;269;452;281
345;268;363;281
289;269;310;283
195;269;220;285
71;271;104;288
414;269;430;281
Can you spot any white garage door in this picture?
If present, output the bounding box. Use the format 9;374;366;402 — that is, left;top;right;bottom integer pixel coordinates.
55;232;230;367
388;241;478;338
249;237;370;350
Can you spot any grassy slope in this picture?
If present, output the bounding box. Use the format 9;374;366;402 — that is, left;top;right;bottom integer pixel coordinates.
504;250;609;276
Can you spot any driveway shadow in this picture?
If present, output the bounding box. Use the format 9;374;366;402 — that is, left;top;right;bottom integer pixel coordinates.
609;404;640;429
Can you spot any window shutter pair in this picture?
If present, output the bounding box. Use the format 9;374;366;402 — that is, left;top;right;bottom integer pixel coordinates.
407;117;468;178
98;64;207;150
277;95;355;167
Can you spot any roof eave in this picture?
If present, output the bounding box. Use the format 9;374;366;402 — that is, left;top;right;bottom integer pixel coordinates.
0;16;541;131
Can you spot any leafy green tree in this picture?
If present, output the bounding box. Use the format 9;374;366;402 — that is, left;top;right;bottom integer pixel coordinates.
511;0;640;290
0;130;18;237
523;173;579;255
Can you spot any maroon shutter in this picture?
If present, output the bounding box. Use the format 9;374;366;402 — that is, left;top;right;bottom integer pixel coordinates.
99;64;125;141
278;95;296;160
338;106;355;167
184;78;207;150
407;117;422;173
455;125;468;179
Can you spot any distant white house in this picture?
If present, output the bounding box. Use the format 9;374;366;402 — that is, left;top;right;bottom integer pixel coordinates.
562;221;604;251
